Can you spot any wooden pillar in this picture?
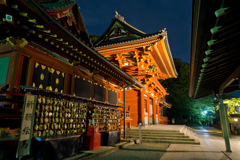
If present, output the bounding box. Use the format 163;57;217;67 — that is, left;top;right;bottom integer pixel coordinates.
26;57;34;86
106;82;109;103
147;93;150;125
91;80;95;100
15;55;25;87
140;89;145;126
70;74;75;95
7;51;21;90
153;98;156;125
64;73;70;94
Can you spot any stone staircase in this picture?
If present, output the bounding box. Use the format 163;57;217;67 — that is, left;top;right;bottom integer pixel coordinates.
124;126;200;145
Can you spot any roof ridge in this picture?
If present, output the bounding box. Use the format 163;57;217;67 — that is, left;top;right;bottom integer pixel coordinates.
115;11;145;34
123;21;146;34
39;1;94;48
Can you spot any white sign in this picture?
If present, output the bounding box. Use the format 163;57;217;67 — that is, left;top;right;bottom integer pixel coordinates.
16;94;36;158
20;95;35;140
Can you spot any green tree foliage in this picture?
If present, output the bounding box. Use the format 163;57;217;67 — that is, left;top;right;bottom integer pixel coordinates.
89;34;100;43
159;58;218;125
192;95;219;125
217;98;240;123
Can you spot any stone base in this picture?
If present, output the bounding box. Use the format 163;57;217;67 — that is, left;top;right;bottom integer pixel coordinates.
141;121;145;126
153;121;157;125
101;131;120;146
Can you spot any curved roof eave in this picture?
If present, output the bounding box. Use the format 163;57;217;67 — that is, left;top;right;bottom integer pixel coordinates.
23;0;145;89
97;32;178;79
163;34;178;77
95;31;163;49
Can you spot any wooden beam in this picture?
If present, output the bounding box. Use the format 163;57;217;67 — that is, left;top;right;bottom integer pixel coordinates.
238;76;240;89
219;64;240;94
99;48;139;56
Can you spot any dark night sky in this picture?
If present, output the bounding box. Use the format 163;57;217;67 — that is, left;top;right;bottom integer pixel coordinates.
77;0;192;63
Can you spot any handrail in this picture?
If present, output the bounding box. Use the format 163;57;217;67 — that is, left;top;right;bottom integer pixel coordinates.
139;123;142;144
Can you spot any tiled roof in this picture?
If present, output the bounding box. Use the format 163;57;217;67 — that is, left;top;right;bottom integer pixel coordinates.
94;12;167;48
41;1;76;11
18;1;145;88
28;42;71;65
93;13;179;78
39;0;94;48
95;30;164;49
117;19;146;36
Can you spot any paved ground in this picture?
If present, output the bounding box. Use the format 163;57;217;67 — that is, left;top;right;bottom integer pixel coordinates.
130;125;185;131
73;125;240;160
94;143;169;160
161;126;240;160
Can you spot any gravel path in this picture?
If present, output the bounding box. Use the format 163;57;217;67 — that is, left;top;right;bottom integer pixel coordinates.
95;143;169;160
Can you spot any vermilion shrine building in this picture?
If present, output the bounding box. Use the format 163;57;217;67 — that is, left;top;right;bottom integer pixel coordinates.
0;0;177;158
94;12;178;126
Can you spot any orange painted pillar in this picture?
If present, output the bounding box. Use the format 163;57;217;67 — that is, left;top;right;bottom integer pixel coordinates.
156;100;159;124
153;97;156;125
147;93;150;126
140;89;145;126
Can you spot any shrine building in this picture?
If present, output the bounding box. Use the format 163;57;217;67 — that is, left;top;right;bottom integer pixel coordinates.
94;12;178;126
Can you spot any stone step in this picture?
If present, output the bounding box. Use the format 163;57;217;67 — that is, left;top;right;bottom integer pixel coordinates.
127;129;180;133
125;135;195;141
186;126;201;144
180;126;188;134
126;131;184;135
142;139;200;145
125;133;188;138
